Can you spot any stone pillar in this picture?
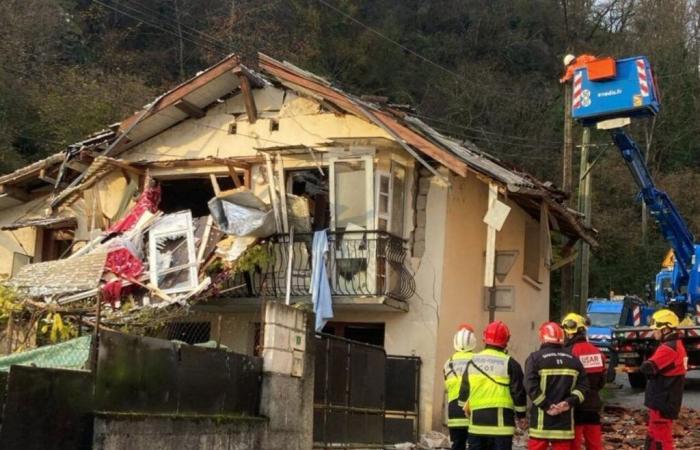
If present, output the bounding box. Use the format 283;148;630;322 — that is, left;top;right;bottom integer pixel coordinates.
259;301;315;450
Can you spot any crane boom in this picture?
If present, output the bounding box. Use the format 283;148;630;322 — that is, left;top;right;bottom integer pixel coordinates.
610;128;696;292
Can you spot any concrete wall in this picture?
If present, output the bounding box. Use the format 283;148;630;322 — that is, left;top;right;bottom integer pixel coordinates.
93;302;314;450
93;414;266;450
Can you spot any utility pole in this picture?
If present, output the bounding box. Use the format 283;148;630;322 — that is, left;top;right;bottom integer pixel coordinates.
561;80;575;316
578;128;592;314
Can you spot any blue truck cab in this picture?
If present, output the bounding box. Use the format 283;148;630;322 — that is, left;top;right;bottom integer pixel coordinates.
586;299;623;349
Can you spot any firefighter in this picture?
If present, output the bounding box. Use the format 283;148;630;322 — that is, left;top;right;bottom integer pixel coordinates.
562;313;606;450
458;321;527;450
444;324;477;450
525;322;588;450
640;309;687;450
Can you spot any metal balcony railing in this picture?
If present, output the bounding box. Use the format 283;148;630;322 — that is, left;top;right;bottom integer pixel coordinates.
218;231;415;302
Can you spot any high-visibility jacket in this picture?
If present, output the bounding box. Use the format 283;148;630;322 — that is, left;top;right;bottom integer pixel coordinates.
640;334;687;419
457;347;527;436
444;350;473;428
525;343;588;440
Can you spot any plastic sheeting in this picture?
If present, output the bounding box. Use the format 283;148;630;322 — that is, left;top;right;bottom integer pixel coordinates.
208;190;276;237
0;335;91;372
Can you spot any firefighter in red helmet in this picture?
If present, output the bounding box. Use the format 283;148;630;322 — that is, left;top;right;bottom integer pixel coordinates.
525;322;588;450
458;321;527;450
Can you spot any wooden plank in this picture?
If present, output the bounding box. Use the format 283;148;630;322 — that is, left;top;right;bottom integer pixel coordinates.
209;174;221;195
243;168;251;189
227;165;242;188
0;185;30;202
102;158;145;176
233;67;258;124
484;182;498;287
174;99;206;119
38;169;58;186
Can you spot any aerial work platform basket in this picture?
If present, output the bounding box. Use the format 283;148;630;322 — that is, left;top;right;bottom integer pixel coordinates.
572;56;660;126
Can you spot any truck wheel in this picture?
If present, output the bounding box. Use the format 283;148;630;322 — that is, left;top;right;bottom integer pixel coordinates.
628;372;647;389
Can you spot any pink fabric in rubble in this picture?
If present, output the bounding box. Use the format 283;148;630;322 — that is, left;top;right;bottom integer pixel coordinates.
108;183;161;233
101;247;144;305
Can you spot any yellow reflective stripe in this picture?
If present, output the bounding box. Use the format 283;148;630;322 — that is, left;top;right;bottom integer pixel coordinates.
572;389;584;403
448;418;470;427
513;405;527;413
537;407;543;431
533;373;547;406
539;368;579;376
458;400;466;408
498;408;504;428
468;424;515;436
529;429;575;439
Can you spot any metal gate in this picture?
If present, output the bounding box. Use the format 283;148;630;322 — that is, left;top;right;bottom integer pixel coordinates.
313;333;420;448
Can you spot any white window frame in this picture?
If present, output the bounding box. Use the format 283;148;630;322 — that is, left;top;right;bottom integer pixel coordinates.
327;154;375;231
375;170;392;231
148;210;198;295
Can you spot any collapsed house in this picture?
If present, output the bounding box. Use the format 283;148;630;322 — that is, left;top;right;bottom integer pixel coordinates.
0;53;596;433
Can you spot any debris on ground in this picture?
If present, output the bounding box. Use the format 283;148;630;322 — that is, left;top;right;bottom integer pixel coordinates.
601;406;700;450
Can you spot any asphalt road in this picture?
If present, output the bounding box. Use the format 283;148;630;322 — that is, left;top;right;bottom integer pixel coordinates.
605;371;700;410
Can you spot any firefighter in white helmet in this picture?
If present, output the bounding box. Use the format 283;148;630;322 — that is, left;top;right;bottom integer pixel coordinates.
444;324;477;450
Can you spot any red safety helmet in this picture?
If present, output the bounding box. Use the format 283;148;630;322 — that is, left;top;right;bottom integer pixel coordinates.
483;321;510;348
539;322;565;344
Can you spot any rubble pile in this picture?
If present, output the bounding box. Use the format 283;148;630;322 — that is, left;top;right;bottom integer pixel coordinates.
602;406;700;449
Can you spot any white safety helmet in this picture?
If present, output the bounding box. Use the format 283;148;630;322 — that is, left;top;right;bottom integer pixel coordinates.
563;54;576;66
453;327;477;352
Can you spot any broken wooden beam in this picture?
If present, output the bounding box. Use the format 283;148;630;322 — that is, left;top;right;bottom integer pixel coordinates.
38;168;59;186
0;185;30;202
174;99;206;119
102;158;145;176
227;165;242;188
233;66;258;124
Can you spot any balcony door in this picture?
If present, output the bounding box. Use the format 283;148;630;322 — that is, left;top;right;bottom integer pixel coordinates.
328;155;376;295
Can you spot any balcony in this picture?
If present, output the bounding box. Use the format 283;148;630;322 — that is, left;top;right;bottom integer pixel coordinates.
210;231;416;312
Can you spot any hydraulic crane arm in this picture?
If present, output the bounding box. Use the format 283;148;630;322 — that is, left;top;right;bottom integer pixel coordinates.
610;128;696;285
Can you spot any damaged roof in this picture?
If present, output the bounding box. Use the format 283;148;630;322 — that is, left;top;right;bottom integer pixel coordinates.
256;53;595;245
0;52;595;245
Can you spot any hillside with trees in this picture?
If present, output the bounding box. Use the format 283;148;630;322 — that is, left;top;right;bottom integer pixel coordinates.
1;0;699;301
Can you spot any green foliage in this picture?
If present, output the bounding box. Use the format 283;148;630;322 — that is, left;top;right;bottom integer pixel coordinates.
0;285;22;321
235;244;271;273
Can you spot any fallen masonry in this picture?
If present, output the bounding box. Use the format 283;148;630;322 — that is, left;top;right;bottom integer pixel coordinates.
600;406;700;450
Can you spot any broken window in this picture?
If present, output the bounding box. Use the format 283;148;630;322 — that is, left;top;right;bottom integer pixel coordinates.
524;221;542;282
148;210;198;295
285;169;329;231
159;177;236;217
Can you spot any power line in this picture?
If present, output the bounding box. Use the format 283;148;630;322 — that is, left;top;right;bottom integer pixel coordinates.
312;0;557;104
93;0;227;56
120;0;232;53
414;113;563;148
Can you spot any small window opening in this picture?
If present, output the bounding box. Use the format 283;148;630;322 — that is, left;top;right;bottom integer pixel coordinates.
270;119;279;132
322;322;385;347
41;227;75;261
228;122;237;135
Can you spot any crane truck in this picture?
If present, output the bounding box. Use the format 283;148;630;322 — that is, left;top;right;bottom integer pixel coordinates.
570;55;700;388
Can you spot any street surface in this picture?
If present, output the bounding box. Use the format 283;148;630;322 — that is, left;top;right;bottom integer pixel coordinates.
606;371;700;410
